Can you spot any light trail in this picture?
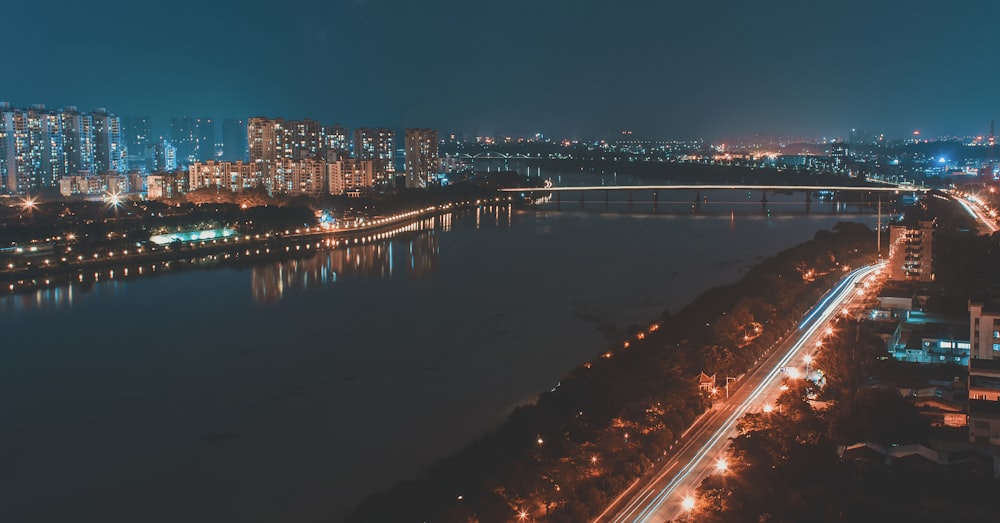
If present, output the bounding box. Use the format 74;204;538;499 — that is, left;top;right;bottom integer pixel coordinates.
605;262;883;523
953;195;999;234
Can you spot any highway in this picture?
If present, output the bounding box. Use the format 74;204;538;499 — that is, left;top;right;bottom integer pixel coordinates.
950;191;999;235
595;262;884;523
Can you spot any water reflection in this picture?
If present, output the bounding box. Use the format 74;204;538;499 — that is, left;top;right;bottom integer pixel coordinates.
2;206;520;312
251;229;440;304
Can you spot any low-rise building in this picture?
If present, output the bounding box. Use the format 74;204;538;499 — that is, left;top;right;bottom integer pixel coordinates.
888;321;970;365
57;174;129;197
887;220;934;282
147;172;187;200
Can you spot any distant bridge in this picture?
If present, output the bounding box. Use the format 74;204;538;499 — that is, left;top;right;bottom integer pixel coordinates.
446;152;538;160
498;184;927;193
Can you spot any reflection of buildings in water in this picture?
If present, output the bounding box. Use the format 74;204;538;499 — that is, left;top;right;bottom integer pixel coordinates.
476;205;513;230
250;228;441;304
407;229;439;278
1;285;75;314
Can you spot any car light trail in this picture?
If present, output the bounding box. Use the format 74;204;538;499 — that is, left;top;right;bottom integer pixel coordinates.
607;262;883;523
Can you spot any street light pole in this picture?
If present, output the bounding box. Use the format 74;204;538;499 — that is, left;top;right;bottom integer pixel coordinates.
726;376;737;399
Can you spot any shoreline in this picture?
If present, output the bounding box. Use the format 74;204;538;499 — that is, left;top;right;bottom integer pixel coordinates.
1;198;513;294
345;220;879;522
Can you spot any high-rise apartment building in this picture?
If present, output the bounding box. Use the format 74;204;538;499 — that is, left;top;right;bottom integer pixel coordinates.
195;118;216;162
249;116;337;193
92;108;127;174
354;128;395;186
0;104;125;194
273;158;327;197
248;116;282;190
287;119;323;160
323;124;351;159
170;116;197;166
222;118;248;161
123;116;151;171
146;140;177;172
404;128;439;189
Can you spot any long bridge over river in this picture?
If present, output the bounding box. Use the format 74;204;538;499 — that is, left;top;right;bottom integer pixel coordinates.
499;184;927;194
498;183;927;210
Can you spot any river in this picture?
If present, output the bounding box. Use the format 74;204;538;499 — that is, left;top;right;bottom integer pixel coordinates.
0;189;881;522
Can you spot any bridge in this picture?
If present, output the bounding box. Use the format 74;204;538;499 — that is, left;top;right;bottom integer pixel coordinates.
499;184;927;193
444;151;542;160
498;183;926;212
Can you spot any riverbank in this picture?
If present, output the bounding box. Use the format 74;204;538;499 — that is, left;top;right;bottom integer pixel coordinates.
346;222;878;522
1;197;512;294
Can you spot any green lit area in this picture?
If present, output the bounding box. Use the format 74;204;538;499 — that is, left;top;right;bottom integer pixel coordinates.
149;228;237;245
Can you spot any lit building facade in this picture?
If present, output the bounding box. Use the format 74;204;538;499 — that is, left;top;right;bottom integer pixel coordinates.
147;172;188;200
273;158;327;197
58;174;129;197
887;220;934;282
328;159;374;195
968;301;1000;476
354;127;395;186
92;108;128;174
0;103;126;194
146;140;177;172
323;124;351;158
404;128;439;188
188;160;256;193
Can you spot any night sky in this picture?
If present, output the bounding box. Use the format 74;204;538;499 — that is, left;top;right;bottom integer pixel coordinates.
5;0;998;140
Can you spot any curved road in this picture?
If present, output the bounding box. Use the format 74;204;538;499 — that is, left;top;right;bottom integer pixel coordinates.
595;262;884;523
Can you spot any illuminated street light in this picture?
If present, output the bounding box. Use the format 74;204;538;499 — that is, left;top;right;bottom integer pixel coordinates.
682;496;696;511
20;195;37;212
763;403;774;413
715;458;728;473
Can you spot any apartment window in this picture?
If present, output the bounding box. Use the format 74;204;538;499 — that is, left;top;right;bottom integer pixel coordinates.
994;343;1000;352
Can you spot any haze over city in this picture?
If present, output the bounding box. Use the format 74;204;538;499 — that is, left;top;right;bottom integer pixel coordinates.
6;0;999;139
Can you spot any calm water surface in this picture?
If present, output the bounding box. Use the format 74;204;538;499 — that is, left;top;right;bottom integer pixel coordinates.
1;195;878;522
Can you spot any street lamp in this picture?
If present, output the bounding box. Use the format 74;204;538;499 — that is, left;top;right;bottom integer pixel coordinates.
715;457;728;473
682;496;696;511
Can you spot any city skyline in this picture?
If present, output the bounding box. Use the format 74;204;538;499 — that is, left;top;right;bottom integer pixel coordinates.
5;0;999;141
